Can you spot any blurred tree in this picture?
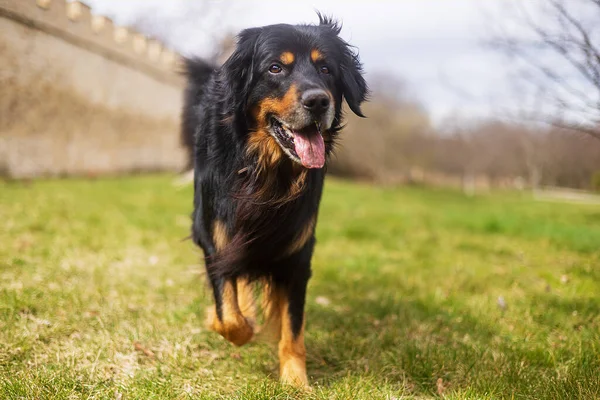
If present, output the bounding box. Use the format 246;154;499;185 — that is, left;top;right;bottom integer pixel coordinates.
328;73;432;182
490;0;600;140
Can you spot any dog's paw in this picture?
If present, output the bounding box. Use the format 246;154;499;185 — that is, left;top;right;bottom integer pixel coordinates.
205;306;254;346
280;360;310;390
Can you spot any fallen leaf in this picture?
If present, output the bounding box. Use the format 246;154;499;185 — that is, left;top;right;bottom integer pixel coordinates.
134;342;155;358
437;377;445;395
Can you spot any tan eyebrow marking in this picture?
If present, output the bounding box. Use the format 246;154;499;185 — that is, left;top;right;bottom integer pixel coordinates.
280;51;295;65
310;49;323;63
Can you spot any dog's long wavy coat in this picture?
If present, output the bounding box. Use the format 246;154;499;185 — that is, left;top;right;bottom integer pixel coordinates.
183;15;368;388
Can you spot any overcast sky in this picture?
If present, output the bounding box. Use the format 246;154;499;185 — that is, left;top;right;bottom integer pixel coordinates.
83;0;535;125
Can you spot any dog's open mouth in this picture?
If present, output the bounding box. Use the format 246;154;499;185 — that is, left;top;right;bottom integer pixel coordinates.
270;117;325;169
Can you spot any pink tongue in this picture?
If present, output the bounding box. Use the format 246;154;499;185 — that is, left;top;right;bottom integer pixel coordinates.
293;131;325;168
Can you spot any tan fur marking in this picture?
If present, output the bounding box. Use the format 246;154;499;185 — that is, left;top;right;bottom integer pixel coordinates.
279;294;309;388
236;278;256;322
253;84;299;128
288;169;308;199
247;85;309;203
310;49;323;63
248;85;299;174
246;128;284;174
208;223;254;346
212;220;228;251
207;280;254;346
256;281;282;342
258;285;309;387
280;51;295;65
285;216;316;256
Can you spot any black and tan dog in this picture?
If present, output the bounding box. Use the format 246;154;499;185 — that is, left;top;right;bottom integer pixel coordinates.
182;15;368;388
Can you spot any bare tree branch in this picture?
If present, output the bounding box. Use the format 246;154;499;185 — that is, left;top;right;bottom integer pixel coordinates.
489;0;600;140
584;0;600;9
550;0;600;88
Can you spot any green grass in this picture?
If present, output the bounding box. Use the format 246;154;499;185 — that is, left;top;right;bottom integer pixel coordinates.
1;175;599;399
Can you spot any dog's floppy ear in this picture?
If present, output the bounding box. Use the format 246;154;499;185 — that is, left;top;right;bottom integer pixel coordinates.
222;27;262;110
318;13;369;117
340;49;369;117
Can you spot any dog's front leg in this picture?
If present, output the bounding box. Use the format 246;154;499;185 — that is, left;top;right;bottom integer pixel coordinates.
205;221;254;346
269;274;310;389
207;275;255;346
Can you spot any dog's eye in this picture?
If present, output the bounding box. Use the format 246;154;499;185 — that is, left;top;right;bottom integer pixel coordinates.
269;64;283;74
319;65;330;74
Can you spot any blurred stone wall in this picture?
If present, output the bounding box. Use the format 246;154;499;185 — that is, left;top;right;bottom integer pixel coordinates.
0;0;187;178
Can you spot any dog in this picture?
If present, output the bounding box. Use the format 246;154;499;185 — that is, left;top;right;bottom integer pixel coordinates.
182;14;368;388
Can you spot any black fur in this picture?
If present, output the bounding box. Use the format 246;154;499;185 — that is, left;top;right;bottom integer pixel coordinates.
183;15;368;342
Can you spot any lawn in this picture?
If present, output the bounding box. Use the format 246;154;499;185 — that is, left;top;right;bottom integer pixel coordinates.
0;175;599;399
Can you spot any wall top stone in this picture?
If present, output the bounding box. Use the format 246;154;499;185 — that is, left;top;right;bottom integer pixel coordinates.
0;0;184;87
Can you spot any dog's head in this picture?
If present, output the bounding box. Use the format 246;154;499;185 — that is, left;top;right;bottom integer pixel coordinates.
221;14;368;169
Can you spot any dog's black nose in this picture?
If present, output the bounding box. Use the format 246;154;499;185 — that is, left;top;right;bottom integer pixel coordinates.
301;89;330;116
